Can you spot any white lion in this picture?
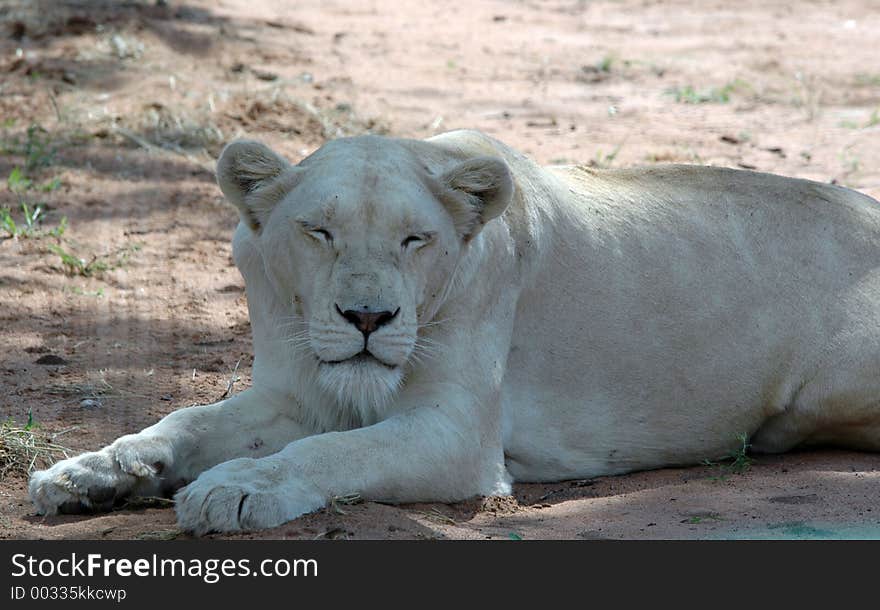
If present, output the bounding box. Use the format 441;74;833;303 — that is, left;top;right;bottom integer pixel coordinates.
29;129;880;534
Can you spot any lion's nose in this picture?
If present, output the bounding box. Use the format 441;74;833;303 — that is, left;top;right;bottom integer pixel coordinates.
336;305;399;336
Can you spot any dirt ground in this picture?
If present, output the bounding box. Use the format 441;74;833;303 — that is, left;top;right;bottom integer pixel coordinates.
2;0;880;540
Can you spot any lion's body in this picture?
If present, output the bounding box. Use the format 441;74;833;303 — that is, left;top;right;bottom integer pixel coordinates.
29;129;880;533
498;150;880;480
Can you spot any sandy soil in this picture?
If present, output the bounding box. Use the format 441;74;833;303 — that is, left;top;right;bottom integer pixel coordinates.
1;0;879;540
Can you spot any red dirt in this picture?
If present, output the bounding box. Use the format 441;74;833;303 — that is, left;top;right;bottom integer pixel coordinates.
2;0;880;540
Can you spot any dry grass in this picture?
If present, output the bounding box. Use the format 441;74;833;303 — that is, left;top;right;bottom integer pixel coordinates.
108;86;387;174
417;507;457;525
329;492;363;515
0;414;71;478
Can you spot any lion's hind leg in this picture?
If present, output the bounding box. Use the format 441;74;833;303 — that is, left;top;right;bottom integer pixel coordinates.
752;355;880;454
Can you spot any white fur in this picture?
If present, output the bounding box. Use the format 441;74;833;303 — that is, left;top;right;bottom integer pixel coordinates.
29;129;880;534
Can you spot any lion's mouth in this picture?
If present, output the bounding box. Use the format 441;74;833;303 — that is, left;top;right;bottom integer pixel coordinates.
319;351;398;370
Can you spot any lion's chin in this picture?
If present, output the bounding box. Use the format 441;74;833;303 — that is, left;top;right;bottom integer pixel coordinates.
315;354;404;420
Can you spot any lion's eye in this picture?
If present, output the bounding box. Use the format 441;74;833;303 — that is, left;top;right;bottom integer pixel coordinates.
402;232;433;249
300;223;333;244
312;228;333;242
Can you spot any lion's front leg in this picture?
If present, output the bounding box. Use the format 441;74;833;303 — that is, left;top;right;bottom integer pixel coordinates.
175;383;509;534
29;388;314;516
28;433;175;515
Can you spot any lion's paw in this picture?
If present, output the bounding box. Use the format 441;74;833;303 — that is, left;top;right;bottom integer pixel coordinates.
174;458;326;535
29;434;173;515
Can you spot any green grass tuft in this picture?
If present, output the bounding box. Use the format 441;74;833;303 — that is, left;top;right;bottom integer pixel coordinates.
702;432;754;481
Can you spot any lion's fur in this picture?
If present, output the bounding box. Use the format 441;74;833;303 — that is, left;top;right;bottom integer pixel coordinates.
29;129;880;533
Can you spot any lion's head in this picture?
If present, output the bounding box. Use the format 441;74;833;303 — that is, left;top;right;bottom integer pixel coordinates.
216;134;513;416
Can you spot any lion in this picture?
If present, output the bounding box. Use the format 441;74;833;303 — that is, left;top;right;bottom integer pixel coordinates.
28;129;880;534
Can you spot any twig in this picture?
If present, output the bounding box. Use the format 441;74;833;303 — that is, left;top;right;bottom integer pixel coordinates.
219;357;243;400
46;87;62;122
118;496;175;510
51;425;79;439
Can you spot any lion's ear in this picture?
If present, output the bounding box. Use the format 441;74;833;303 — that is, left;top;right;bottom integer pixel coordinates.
216;140;301;232
438;156;514;241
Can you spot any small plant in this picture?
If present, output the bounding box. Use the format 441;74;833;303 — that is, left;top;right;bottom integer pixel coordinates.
7;167;32;192
683;513;723;525
839;108;880;130
1;202;40;237
1;202;66;239
18;201;40;231
39;177;62;193
115;243;142;268
69;285;105;297
589;142;625;169
49;244;109;277
3;166;66;239
670;85;728;104
667;81;746;104
24;409;37;432
0;124;57;169
46;215;67;238
1;207;20;237
48;243;140;277
726;432;753;474
23;123;56;171
702;432;753;480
